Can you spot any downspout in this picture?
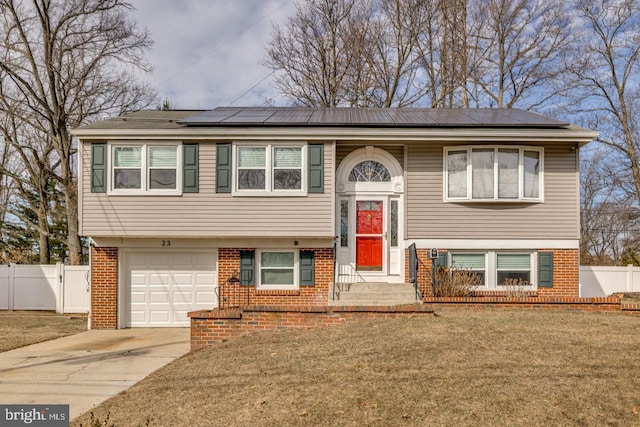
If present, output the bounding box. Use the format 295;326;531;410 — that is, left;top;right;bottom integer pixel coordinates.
332;239;337;302
87;239;93;330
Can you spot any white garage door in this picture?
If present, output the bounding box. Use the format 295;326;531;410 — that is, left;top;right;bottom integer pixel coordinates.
125;251;217;327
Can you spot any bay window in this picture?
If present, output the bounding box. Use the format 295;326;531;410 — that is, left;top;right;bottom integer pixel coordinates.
445;146;543;201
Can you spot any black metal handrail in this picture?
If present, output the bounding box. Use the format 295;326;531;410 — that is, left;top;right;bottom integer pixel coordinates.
409;243;420;299
332;240;338;302
216;272;250;309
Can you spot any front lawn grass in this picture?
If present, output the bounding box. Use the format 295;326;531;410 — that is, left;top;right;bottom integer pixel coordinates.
72;310;640;426
0;311;87;352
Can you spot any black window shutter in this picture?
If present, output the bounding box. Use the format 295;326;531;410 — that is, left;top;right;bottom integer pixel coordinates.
299;250;315;286
239;250;255;287
538;252;554;288
183;143;199;193
308;144;324;193
216;143;232;193
91;143;107;193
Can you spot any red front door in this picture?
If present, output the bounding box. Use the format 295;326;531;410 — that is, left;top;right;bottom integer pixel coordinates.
356;201;383;271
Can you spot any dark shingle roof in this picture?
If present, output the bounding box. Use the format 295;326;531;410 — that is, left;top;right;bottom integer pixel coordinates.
177;107;570;128
79;110;204;130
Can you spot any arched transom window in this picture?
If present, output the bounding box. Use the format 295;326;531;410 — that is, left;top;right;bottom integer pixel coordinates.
348;161;391;182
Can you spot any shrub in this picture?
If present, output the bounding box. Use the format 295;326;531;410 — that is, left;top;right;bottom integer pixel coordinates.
501;277;531;299
434;266;481;297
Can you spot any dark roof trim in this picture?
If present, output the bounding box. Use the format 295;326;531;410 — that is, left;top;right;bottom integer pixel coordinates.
178;107;570;129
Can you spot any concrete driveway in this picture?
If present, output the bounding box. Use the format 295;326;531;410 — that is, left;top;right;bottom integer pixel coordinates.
0;328;190;420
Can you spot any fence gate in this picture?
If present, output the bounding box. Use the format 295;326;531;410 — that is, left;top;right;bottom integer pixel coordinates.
0;264;89;313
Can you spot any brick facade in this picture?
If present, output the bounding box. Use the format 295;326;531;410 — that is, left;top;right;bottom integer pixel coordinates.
89;246;334;329
217;248;333;306
405;248;580;298
90;246;118;329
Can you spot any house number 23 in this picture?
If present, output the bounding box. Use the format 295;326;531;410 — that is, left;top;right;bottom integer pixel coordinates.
161;240;171;247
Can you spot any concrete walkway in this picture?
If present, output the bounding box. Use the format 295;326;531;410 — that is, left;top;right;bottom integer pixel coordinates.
0;328;190;420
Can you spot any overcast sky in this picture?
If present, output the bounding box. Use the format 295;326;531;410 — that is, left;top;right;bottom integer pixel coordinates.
130;0;296;110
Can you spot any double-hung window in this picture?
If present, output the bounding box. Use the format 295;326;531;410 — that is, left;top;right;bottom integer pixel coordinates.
445;146;543;201
110;143;181;195
446;251;535;289
258;250;298;290
235;144;305;194
237;147;266;190
496;253;532;285
450;253;486;286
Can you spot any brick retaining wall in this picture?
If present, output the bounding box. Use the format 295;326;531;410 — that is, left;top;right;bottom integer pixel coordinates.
188;297;639;350
189;305;434;350
423;296;622;312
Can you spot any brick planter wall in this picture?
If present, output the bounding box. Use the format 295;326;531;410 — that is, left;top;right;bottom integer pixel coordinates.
189;305;434;350
90;246;118;329
189;296;638;350
405;248;580;298
217;248;334;306
423;296;621;312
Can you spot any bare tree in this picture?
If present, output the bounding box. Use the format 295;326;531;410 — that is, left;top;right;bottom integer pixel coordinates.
266;0;433;108
266;0;371;107
0;110;57;264
466;0;570;109
0;0;157;264
365;0;432;107
266;0;571;111
580;149;637;265
567;0;640;211
413;0;464;107
437;0;469;107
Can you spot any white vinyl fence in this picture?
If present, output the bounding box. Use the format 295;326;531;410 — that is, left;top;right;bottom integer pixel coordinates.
0;263;90;313
580;265;640;297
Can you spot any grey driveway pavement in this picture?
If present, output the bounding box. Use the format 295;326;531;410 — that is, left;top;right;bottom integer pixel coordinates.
0;328;190;420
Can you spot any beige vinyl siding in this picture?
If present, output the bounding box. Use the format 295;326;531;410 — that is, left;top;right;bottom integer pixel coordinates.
406;142;579;240
80;141;334;238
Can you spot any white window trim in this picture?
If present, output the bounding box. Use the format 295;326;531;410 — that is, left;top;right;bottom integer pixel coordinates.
450;252;488;286
256;249;299;290
496;252;533;286
443;146;544;202
232;142;308;196
107;141;183;196
447;251;537;290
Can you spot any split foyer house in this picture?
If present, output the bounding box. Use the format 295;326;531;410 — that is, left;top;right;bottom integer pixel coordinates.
73;107;597;329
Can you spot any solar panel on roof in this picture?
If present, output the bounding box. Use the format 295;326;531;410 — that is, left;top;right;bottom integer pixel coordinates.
387;109;433;125
308;108;352;125
177;106;570;128
350;109;395;124
265;109;314;125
